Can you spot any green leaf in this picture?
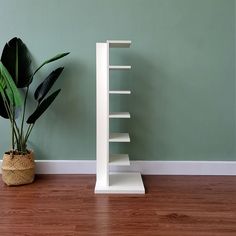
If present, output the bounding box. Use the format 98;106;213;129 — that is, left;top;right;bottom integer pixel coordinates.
0;61;22;107
27;89;61;124
34;52;70;75
1;37;32;88
0;62;22;119
34;67;64;103
0;94;9;118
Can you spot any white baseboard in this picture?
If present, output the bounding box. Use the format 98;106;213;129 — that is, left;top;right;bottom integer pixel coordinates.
0;160;236;175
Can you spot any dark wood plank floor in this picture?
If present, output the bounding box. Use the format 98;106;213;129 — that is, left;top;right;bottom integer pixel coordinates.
0;175;236;236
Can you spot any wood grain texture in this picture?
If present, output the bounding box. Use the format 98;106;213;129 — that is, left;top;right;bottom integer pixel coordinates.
0;175;236;236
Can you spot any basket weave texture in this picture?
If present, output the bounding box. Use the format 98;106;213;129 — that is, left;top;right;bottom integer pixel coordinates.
1;151;35;186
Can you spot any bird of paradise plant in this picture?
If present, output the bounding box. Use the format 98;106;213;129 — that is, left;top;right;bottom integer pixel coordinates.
0;37;69;155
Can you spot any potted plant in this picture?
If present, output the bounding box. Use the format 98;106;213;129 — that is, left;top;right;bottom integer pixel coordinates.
0;37;69;185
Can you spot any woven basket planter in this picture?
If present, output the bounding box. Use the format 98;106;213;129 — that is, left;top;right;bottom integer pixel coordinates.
1;151;35;186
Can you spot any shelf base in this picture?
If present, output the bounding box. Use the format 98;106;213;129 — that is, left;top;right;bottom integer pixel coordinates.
95;172;145;194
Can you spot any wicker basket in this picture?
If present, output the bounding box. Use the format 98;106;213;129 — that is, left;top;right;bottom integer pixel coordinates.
1;151;35;186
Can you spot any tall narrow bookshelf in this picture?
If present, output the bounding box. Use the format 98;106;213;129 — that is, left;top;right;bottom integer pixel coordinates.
95;40;145;194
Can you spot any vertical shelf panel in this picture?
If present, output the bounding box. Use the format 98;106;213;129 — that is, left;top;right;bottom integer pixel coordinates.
96;43;109;188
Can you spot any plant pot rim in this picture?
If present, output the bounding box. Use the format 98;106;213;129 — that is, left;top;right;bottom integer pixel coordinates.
4;149;34;156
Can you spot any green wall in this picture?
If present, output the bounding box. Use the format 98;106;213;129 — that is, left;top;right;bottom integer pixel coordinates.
0;0;235;161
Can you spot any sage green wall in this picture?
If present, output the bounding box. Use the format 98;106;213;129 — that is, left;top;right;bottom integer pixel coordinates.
0;0;235;161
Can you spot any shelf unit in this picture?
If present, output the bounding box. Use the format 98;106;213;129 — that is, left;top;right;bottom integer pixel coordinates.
95;40;145;194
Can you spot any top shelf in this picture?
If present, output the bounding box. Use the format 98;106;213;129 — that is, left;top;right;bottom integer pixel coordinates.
107;40;131;48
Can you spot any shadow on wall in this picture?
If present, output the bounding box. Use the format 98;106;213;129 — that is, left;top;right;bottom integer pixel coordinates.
109;51;168;161
29;59;87;159
126;52;169;161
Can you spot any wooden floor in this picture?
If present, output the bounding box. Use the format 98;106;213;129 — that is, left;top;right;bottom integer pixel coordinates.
0;175;236;236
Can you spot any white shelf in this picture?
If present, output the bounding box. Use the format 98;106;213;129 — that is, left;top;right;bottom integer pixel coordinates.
96;40;144;194
109;154;130;166
95;172;145;194
109;65;131;70
109;90;131;94
109;133;130;142
109;112;130;118
108;40;131;48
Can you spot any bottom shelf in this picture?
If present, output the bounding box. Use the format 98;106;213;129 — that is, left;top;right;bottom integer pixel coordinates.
95;172;145;194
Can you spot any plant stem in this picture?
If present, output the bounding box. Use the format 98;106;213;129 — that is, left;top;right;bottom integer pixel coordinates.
24;124;32;141
1;94;17;151
20;86;29;152
24;123;34;143
12;105;15;150
24;102;39;143
0;89;22;151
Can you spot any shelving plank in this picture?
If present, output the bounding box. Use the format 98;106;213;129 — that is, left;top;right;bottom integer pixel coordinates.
109;90;131;95
95;172;145;194
109;65;131;70
109;133;130;142
108;40;131;48
109;112;130;118
109;154;130;166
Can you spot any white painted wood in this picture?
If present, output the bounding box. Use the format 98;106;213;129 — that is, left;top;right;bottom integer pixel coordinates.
95;172;145;194
0;160;233;175
109;133;130;142
95;39;145;194
109;65;131;70
109;112;130;118
109;90;131;94
107;40;131;48
109;154;130;166
96;43;109;187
